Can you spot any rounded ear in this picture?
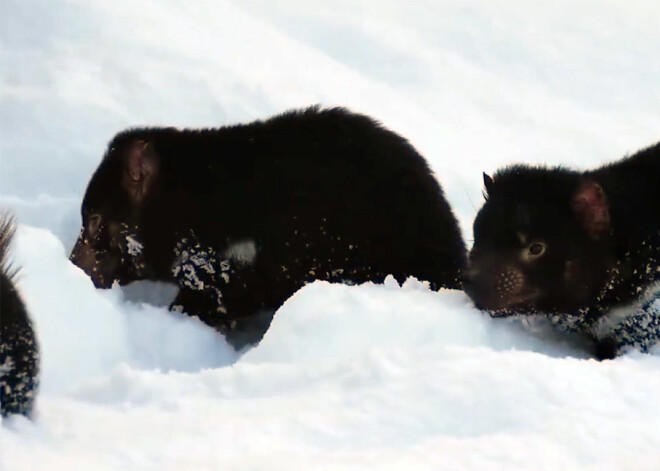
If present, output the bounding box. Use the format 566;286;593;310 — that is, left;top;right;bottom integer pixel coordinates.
571;180;610;239
122;140;159;203
483;172;494;198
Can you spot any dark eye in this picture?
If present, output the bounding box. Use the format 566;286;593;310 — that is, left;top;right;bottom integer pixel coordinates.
529;242;545;256
87;214;102;237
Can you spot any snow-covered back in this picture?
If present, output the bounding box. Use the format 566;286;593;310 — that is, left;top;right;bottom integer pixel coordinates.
1;1;660;469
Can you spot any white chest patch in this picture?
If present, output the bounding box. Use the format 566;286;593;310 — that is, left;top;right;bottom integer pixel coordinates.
223;239;257;265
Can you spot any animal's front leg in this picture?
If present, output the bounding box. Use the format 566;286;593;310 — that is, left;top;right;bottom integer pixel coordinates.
170;235;234;327
594;288;660;359
169;234;274;350
170;287;235;333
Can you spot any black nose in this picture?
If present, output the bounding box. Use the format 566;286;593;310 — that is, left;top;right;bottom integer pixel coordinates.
461;273;478;300
461;274;473;287
461;279;486;310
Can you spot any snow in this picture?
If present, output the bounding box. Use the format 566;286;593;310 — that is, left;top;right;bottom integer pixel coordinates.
1;0;660;469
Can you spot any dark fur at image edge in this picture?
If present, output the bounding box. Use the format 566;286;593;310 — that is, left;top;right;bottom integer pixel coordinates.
1;214;40;417
70;107;467;350
467;142;660;359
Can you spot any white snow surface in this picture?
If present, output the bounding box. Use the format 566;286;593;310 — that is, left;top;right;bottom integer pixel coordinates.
1;1;660;469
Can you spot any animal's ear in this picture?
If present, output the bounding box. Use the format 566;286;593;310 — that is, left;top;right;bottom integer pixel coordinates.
571;180;610;239
122;140;159;203
483;173;494;198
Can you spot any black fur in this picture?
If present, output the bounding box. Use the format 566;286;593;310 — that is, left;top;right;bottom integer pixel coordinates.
466;142;660;358
1;215;39;417
70;107;466;350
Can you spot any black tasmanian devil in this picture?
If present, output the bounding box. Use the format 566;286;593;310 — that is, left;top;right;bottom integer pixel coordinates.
70;107;466;350
1;214;39;417
465;141;660;358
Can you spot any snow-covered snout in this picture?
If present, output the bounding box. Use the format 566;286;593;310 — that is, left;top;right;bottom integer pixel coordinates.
465;171;616;316
70;216;146;289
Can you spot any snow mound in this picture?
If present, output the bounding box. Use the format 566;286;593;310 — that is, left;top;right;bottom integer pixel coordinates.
3;226;659;471
10;225;237;394
245;277;588;365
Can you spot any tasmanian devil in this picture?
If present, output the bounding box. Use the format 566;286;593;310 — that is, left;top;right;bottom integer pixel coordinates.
465;141;660;358
1;214;39;417
70;107;466;350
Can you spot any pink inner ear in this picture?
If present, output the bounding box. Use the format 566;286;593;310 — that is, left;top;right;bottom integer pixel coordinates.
123;140;158;201
127;141;148;181
572;181;610;238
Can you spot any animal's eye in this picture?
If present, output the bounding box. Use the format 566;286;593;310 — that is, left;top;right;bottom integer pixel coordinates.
528;242;545;256
87;214;102;238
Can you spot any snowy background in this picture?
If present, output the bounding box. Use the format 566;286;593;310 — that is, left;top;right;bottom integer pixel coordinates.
2;0;660;469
